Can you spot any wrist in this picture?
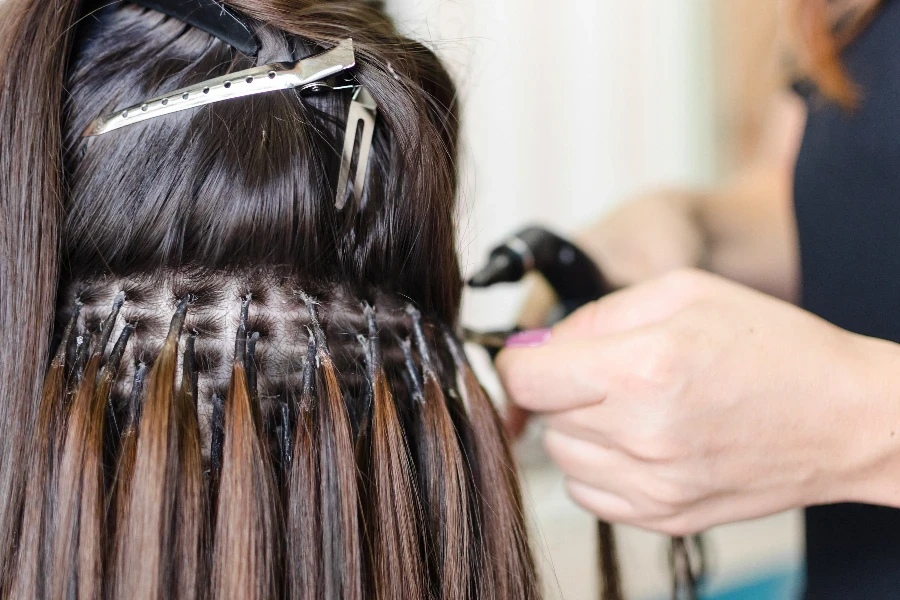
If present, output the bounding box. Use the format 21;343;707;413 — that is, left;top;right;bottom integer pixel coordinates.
820;333;900;508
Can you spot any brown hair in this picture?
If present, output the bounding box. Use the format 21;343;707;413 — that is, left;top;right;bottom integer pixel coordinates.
788;0;883;106
0;1;540;598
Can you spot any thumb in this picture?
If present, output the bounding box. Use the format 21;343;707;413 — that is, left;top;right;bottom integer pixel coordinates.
496;327;656;413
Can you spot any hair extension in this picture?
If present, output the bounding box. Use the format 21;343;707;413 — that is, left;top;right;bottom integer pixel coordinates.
407;307;472;599
287;336;321;600
51;294;128;600
442;329;541;600
94;297;131;428
305;298;363;600
50;350;102;599
71;334;91;396
110;361;148;573
114;298;189;599
173;333;205;600
363;307;428;600
10;304;80;599
212;297;281;600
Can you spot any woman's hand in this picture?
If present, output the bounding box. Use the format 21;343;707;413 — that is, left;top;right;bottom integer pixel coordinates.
497;269;900;535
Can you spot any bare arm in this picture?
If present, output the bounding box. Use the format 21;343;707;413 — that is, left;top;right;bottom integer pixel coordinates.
518;90;807;328
695;90;806;302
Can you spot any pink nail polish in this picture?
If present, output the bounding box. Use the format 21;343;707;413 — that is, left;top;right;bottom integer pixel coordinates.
505;328;552;348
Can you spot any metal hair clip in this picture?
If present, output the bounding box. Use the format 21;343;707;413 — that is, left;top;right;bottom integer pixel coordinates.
83;38;357;137
335;86;378;210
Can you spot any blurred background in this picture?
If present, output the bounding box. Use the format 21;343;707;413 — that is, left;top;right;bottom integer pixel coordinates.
383;0;803;598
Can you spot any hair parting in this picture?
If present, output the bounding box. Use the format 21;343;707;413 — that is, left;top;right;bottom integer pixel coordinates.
212;296;281;600
10;303;80;599
407;306;472;599
114;297;190;599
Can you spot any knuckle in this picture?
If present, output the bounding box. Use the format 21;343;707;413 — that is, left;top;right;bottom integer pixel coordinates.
636;330;685;388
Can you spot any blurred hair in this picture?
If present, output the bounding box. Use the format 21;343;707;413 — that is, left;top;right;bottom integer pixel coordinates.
788;0;882;107
0;1;541;598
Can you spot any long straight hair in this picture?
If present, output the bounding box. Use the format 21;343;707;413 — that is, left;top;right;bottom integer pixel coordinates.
0;1;539;599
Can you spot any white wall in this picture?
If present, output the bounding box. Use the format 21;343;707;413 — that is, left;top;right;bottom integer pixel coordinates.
385;0;718;330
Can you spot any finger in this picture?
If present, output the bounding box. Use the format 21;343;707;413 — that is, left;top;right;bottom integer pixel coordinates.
497;330;653;413
543;429;636;496
496;337;612;413
564;478;637;524
544;404;651;452
552;269;712;342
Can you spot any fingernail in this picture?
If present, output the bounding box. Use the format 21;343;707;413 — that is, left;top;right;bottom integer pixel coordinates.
505;328;552;348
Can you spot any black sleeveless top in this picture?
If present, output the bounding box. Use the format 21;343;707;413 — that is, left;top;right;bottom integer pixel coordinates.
794;0;900;596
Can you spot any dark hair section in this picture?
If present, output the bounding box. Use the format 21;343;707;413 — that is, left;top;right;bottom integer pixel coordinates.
0;0;540;598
